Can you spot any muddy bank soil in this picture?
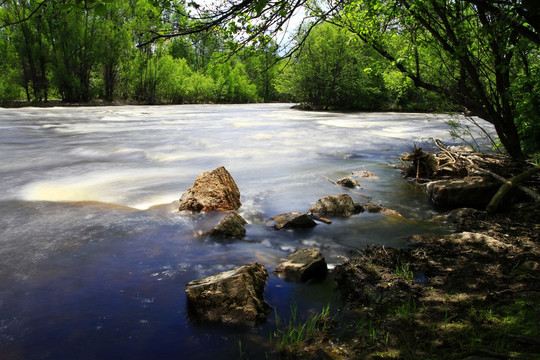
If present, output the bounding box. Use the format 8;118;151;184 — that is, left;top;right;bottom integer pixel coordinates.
327;203;540;360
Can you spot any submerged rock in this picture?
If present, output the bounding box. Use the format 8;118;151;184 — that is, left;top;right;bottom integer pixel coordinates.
425;176;500;209
179;166;241;212
273;248;328;282
336;176;360;188
204;210;247;239
352;170;378;179
308;193;357;216
267;212;317;230
362;204;403;217
185;263;270;326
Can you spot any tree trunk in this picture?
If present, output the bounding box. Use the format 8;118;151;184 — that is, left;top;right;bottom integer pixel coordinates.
492;116;524;159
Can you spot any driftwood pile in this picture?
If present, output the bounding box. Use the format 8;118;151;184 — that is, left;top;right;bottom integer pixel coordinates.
400;139;540;213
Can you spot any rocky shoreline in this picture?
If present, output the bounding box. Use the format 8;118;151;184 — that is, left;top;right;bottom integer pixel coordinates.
289;147;540;359
178;147;539;359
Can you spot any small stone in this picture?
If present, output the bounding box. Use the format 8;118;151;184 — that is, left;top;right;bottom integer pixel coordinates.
425;176;501;209
352;170;377;179
205;210;247;239
362;203;402;217
336;176;360;188
267;212;317;230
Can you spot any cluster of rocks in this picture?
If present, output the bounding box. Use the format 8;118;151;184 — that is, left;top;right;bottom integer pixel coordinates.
185;248;328;326
180;166;336;326
178;155;530;326
178;166;397;237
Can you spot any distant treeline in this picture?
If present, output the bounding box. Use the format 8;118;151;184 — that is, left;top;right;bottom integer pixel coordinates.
0;0;454;113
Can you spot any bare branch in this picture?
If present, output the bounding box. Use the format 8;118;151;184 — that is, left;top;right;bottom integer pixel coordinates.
0;0;48;29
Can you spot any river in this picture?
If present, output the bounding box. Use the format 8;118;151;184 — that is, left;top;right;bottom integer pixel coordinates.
0;103;495;359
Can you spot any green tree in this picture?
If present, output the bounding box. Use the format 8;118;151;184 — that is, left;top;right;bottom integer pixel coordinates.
184;71;216;103
155;54;192;103
241;41;282;102
4;0;50;101
331;0;536;157
277;22;389;110
97;0;132;101
208;57;258;103
0;25;24;103
45;0;103;102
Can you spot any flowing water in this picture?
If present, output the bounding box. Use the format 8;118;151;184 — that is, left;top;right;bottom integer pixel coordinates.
0;103;495;359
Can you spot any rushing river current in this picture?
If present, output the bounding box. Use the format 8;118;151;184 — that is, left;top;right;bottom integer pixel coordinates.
0;103;495;359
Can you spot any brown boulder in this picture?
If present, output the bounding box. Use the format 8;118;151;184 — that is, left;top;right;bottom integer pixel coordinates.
267;212;317;230
179;166;241;212
308;193;357;216
273;248;328;282
185;263;271;326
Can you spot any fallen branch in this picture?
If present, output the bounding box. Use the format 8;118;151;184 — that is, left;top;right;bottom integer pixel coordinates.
477;167;540;202
486;166;540;213
308;214;332;224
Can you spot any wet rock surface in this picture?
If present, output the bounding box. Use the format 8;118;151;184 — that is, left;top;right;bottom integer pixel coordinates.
272;248;328;282
362;203;403;217
185;263;270;326
336;176;360;188
204;210;247;239
178;166;242;212
267;212;317;230
273;248;328;282
308;193;358;217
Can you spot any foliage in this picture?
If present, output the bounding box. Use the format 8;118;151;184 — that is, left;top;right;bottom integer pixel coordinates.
394;261;414;282
277;22;386;110
0;0;274;104
272;303;332;355
331;0;539;157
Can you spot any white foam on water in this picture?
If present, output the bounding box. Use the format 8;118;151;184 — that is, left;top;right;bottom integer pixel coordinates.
20;171;168;208
131;193;179;210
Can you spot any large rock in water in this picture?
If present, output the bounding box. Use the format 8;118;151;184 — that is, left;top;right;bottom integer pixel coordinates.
266;212;317;230
185;263;270;326
273;248;328;282
425;176;500;209
308;193;357;216
179;166;241;212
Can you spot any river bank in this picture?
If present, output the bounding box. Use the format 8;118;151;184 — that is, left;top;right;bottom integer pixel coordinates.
277;154;540;359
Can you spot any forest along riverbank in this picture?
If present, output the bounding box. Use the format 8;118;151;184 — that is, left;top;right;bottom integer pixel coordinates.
290;148;540;360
